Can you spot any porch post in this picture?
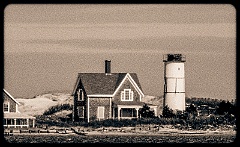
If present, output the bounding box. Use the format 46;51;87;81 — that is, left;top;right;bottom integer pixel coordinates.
118;107;120;120
27;118;29;128
14;119;16;128
112;108;115;118
109;98;112;119
154;108;157;117
33;119;35;128
136;108;139;118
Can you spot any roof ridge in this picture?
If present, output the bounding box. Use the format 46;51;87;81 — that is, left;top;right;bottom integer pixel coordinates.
72;72;142;96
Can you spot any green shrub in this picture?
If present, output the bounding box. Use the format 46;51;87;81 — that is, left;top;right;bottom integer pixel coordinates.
43;104;73;115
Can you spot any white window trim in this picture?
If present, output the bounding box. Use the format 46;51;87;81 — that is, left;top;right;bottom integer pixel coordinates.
87;97;89;123
121;89;133;101
78;106;84;118
3;102;9;113
87;94;113;97
16;104;20;113
77;89;84;101
112;73;144;101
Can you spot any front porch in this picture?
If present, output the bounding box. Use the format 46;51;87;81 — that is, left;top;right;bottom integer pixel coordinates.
113;105;142;120
112;102;158;120
3;113;36;128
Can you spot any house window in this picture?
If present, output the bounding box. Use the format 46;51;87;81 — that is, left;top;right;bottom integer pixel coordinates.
77;106;84;118
3;101;9;112
121;89;134;101
121;108;137;117
77;89;84;101
97;106;104;120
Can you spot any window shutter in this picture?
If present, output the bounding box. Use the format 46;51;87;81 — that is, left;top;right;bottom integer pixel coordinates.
121;91;124;100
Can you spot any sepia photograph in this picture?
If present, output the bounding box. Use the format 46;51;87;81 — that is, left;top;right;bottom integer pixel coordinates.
2;2;238;144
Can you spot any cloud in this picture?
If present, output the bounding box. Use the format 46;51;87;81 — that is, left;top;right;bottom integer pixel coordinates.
5;35;235;56
5;22;236;43
5;4;236;24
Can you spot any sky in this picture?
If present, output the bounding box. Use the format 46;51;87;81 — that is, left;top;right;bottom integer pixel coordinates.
3;4;236;101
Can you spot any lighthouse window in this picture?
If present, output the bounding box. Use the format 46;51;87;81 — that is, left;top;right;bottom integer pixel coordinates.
121;89;133;101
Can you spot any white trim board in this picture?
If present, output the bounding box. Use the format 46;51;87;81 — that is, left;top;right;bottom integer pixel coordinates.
113;73;144;99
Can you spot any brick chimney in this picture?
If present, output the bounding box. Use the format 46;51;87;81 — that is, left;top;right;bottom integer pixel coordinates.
105;60;111;74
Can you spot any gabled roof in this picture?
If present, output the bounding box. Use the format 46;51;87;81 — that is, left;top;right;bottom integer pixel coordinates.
72;73;144;96
3;89;20;105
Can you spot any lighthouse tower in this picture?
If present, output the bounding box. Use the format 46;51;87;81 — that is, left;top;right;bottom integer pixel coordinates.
163;54;186;112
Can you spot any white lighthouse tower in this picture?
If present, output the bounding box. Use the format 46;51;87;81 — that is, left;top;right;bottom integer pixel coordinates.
163;54;186;112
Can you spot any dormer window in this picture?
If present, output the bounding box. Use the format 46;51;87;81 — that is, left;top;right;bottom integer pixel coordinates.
121;89;133;101
77;89;84;101
4;101;9;113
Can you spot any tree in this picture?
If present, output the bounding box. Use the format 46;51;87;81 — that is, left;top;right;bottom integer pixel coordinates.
138;103;155;118
162;105;175;118
216;100;235;115
186;103;198;116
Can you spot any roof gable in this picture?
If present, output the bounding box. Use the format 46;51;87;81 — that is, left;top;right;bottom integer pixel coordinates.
3;89;20;105
113;73;144;98
72;73;144;96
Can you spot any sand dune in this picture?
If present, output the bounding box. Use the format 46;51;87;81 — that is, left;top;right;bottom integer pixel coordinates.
16;93;73;116
15;93;159;117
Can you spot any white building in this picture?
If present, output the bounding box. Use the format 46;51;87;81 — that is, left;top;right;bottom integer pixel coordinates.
163;54;186;112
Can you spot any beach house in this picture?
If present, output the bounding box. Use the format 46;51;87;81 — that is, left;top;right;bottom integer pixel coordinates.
3;89;36;128
72;60;157;123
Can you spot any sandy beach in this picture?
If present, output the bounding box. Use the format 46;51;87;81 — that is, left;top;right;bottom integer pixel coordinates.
85;128;236;136
5;125;236;137
4;126;236;144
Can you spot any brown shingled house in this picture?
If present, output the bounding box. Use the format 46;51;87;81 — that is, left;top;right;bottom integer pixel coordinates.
3;89;36;128
72;60;157;123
